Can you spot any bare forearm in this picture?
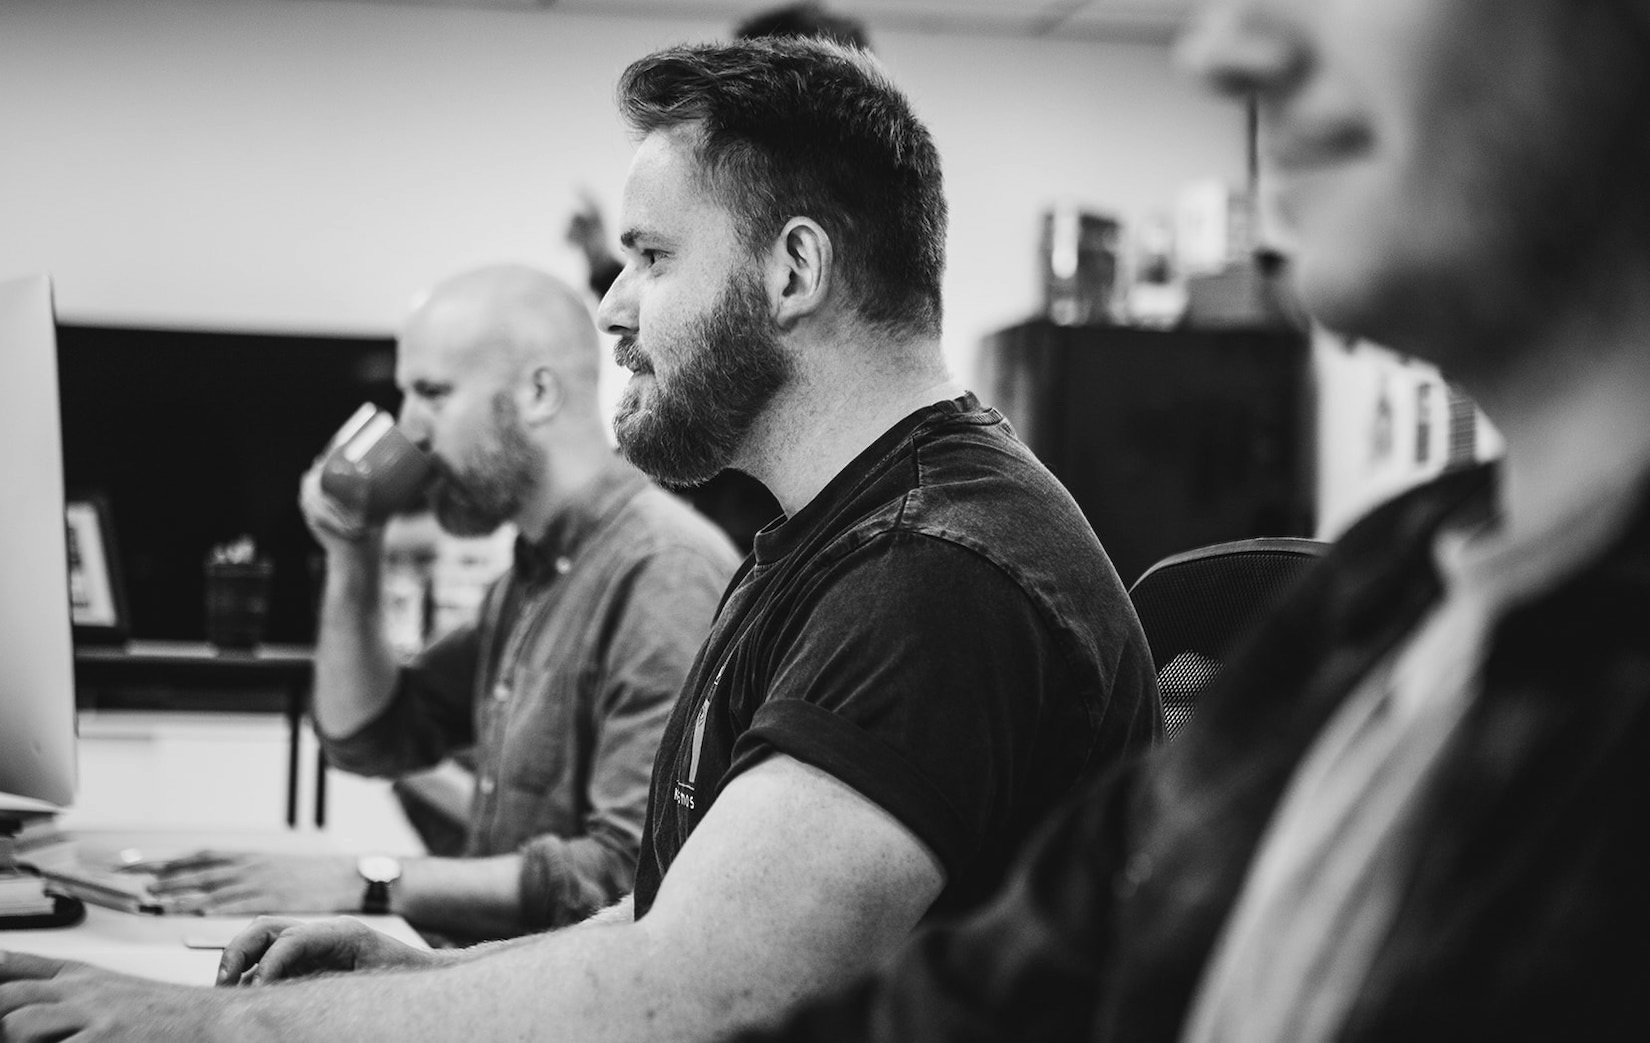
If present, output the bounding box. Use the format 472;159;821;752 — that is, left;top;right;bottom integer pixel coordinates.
220;968;504;1043
229;917;823;1043
312;546;400;738
395;855;524;939
442;894;633;964
584;894;635;926
399;829;634;937
210;758;942;1043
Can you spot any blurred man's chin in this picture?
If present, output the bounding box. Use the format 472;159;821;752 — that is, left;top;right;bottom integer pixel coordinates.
1295;243;1460;359
431;486;509;537
433;504;503;537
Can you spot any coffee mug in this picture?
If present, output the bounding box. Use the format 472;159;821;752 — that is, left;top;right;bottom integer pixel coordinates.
318;403;432;522
204;559;274;649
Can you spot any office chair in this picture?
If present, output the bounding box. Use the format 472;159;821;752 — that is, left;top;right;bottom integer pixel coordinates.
1128;537;1328;742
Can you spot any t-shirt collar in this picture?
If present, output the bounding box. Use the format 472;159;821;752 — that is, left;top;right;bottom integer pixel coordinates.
750;392;981;567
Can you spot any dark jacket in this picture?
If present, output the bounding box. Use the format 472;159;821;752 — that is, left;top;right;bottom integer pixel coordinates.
759;464;1650;1041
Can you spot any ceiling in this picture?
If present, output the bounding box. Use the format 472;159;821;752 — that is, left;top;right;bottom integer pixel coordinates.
304;0;1201;43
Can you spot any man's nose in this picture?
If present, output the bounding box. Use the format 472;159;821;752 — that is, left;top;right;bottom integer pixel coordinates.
596;265;637;336
397;400;431;450
1175;1;1307;100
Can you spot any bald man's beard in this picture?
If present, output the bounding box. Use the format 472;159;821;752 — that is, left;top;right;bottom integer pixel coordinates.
426;393;542;537
613;269;791;488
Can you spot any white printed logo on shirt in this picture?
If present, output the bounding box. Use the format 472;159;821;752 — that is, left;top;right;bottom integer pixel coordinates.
673;663;722;811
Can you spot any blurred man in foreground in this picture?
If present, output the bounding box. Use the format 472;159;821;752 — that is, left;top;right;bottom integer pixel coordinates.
725;0;1650;1038
0;39;1157;1042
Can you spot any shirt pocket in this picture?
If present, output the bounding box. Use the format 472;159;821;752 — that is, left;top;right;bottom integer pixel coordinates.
489;660;584;838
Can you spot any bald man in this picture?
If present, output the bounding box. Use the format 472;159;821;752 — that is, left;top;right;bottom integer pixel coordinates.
144;265;740;941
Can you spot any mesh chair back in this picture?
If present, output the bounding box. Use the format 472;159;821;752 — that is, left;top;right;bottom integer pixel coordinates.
1128;537;1328;742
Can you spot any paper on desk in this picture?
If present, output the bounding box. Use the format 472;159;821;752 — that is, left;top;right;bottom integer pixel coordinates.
0;792;64;816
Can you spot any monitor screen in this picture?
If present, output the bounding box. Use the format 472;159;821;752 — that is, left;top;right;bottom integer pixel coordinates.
56;324;400;644
0;273;77;811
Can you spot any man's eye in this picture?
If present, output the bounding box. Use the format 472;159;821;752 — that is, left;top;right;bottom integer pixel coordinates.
640;249;661;266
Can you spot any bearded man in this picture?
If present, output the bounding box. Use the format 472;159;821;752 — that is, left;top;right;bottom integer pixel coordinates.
0;41;1156;1042
137;264;739;943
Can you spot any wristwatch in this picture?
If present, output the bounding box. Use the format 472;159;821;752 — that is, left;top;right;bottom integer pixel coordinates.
357;854;402;915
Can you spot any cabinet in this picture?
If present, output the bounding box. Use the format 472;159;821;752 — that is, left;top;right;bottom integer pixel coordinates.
980;319;1314;586
72;642;317;827
63;711;296;833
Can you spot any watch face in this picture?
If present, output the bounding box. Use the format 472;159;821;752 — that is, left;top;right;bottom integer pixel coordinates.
358;855;402;884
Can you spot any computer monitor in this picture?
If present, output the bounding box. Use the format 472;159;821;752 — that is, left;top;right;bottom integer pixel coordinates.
0;273;77;813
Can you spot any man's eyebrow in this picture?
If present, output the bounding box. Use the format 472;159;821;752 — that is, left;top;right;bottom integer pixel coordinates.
619;228;672;251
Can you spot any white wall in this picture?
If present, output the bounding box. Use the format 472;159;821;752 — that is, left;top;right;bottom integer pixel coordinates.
1315;331;1505;539
0;0;1242;392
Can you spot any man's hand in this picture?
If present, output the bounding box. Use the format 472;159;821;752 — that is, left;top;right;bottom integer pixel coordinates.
298;459;379;552
135;850;361;917
0;950;230;1042
216;917;449;986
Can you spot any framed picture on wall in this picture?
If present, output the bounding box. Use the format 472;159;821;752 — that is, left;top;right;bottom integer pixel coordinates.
65;494;129;643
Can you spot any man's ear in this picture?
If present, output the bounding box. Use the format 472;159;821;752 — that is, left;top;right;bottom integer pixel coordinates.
766;217;833;330
520;365;564;425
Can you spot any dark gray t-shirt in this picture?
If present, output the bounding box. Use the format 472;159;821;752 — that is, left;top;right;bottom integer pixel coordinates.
634;394;1161;920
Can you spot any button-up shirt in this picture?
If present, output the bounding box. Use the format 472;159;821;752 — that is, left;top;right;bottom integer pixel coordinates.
323;458;740;935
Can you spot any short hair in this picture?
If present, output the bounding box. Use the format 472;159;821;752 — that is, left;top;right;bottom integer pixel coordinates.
616;39;946;340
734;2;872;50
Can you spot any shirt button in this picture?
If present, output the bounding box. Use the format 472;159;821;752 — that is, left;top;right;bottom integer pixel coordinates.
1114;852;1154;898
479;776;496;795
554;556;572;575
492;683;510;702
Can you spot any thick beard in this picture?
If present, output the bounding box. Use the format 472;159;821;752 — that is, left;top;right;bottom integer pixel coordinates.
428;392;541;537
614;268;791;488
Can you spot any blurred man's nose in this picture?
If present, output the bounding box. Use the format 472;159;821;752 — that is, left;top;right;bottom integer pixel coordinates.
1175;1;1307;100
397;400;431;450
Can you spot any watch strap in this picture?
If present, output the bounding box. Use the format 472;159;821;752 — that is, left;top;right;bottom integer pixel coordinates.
362;878;391;915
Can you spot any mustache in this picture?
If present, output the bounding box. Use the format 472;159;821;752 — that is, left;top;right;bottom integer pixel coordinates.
613;335;653;374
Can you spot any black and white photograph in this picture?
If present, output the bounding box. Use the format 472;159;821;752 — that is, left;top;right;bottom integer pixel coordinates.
3;0;1647;1038
64;496;125;638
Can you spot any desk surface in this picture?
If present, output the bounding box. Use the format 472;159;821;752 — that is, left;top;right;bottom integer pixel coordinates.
1;903;422;985
2;828;425;985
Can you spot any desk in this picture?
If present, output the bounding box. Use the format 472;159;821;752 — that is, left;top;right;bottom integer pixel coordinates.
73;642;324;828
1;829;425;985
1;901;423;985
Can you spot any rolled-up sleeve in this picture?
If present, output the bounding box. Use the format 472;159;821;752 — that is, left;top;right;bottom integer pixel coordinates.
319;615;486;779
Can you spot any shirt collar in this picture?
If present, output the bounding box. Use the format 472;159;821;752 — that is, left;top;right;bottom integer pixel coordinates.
750;392;981;567
512;455;648;587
